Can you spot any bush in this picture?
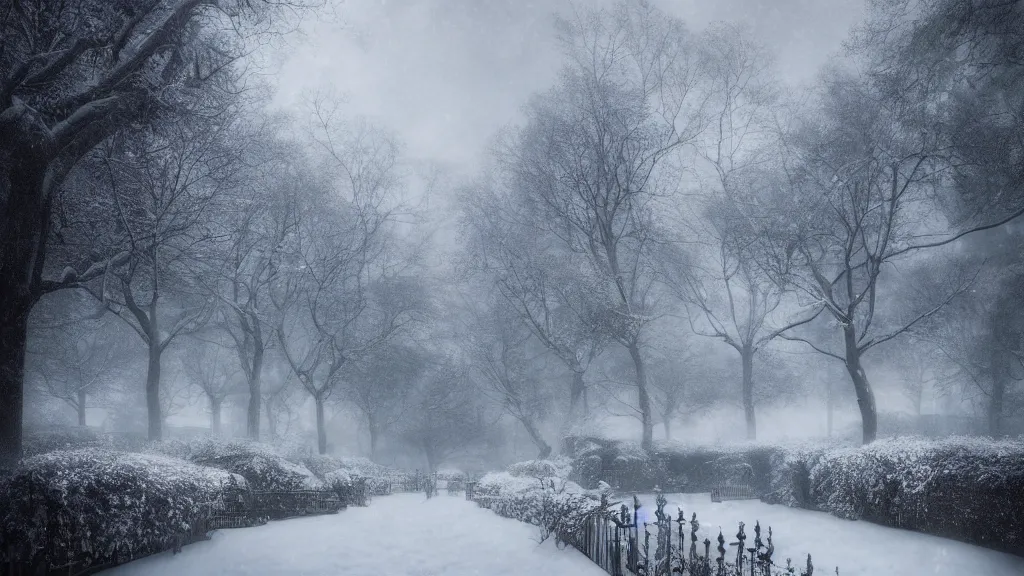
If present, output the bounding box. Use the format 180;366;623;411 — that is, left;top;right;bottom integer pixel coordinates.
506;457;573;479
153;439;321;491
323;470;369;507
0;449;242;568
473;471;604;545
809;436;1024;555
301;455;399;496
22;426;104;458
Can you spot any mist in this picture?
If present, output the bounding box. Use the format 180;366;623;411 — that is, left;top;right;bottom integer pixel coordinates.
2;1;1023;575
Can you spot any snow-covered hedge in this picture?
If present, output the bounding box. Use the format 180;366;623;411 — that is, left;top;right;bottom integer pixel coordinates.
153;438;321;491
473;471;605;544
302;455;400;496
22;426;105;458
323;469;369;507
0;449;242;568
809;436;1024;554
506;457;574;479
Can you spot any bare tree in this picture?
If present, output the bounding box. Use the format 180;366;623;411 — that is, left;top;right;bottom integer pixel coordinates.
344;341;422;461
181;334;243;435
460;176;602;426
657;23;822;440
751;71;975;443
503;1;706;450
82;104;242;441
461;295;553;458
207;130;304;441
401;358;490;473
26;317;125;427
272;109;422;454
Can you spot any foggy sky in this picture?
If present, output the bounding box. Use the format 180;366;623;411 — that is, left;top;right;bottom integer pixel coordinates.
272;0;866;175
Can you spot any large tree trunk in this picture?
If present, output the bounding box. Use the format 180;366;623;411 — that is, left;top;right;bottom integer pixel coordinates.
741;347;756;440
844;326;877;444
518;415;551;459
315;395;327;455
77;389;87;426
210;396;222;435
0;301;31;467
367;414;380;462
246;345;264;440
0;151;52;467
569;370;586;420
265;396;277;439
663;417;671;441
626;342;654;451
146;339;163;441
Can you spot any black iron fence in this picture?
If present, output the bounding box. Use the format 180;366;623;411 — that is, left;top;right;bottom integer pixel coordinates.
710;484;759;503
470;489;821;576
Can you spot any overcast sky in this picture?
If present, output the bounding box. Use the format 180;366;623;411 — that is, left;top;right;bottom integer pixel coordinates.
272;0;866;176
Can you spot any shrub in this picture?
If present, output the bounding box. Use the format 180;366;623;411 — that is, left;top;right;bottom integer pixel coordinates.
473;471;604;546
808;436;1024;554
0;449;242;569
153;439;321;491
22;426;104;458
301;455;400;495
323;470;369;507
506;457;573;479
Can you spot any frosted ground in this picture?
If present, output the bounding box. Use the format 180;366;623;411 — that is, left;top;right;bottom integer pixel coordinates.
633;493;1024;576
98;491;1024;576
100;493;604;576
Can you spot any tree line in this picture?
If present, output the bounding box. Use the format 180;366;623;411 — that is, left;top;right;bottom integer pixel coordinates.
2;0;1022;468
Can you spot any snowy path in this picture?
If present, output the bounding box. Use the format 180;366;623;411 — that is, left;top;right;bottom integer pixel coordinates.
634;493;1024;576
100;493;606;576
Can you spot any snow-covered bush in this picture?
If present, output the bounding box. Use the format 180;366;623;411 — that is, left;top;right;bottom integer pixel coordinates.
301;455;400;495
506;457;573;479
153;438;321;491
473;471;604;546
323;469;369;507
22;426;105;457
0;449;242;568
809;437;1024;554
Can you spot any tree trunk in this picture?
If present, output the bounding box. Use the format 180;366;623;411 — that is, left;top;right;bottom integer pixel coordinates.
77;389;87;426
989;348;1006;437
367;414;380;462
246;345;264;440
663;417;671;441
210;396;222;435
315;395;327;455
990;378;1005;437
627;342;654;451
741;347;756;440
0;301;30;467
518;415;551;459
0;151;52;467
826;379;834;438
146;340;163;441
265;396;277;440
844;326;877;444
569;370;586;420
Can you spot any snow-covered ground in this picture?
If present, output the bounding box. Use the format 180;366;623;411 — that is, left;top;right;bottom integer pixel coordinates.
100;493;606;576
633;493;1024;576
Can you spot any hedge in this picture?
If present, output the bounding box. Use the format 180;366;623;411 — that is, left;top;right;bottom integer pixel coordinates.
563;434;1024;556
152;438;322;491
0;449;242;569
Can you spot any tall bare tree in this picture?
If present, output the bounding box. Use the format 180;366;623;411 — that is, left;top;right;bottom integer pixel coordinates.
503;1;706;450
